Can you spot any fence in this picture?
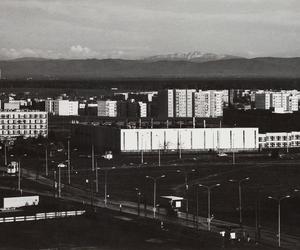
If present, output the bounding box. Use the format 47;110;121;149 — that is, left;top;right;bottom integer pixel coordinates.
0;210;85;223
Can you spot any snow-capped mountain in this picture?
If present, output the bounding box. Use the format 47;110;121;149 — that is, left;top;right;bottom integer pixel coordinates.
144;51;242;62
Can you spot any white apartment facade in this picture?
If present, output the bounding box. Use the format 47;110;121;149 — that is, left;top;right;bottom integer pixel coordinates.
0;110;48;138
259;131;300;149
138;102;147;117
97;100;117;117
255;91;298;112
193;90;224;117
45;100;78;116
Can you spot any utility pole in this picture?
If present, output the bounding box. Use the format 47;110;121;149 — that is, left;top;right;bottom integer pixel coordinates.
158;148;161;167
45;146;48;176
91;144;95;171
67;139;71;184
104;170;108;207
4;143;7;166
18;160;21;191
95;161;99;193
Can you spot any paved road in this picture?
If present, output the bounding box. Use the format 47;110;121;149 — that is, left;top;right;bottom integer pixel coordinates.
1;166;299;250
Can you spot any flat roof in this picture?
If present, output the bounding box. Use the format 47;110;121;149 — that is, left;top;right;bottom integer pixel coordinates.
160;196;184;201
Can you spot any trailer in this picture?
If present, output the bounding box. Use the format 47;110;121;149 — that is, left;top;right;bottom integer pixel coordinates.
2;196;39;210
159;196;185;217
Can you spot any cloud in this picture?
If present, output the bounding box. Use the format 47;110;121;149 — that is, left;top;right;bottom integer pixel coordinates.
0;47;61;60
69;45;98;58
70;45;91;54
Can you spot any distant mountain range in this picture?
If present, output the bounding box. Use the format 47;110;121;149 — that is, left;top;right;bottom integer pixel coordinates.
0;54;300;80
144;51;242;62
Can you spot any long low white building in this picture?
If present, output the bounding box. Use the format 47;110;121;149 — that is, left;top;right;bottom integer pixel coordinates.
120;127;259;152
72;124;300;153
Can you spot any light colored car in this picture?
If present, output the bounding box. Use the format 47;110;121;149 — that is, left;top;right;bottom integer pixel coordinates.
217;152;228;157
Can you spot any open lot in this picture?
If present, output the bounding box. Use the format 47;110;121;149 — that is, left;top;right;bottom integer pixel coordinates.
1;141;300;240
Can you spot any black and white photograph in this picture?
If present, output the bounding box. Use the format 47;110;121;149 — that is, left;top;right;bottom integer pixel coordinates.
0;1;299;249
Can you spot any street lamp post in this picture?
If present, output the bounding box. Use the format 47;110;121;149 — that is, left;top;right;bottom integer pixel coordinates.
57;163;66;198
178;131;182;160
45;145;49;176
86;178;94;209
198;183;221;231
91;144;95;171
67;139;71;184
95;161;99;193
104;169;108;206
268;195;291;248
229;177;250;226
4;142;8;166
135;188;142;216
146;175;166;218
141;135;144;164
38;143;49;176
177;168;196;220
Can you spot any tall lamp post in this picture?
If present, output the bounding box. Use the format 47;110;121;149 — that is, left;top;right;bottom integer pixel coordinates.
135;187;142;216
102;166;115;207
198;183;221;231
57;163;66;198
268;195;291;248
176;168;196;219
85;178;94;209
67;138;71;184
155;134;162;167
146;174;166;218
229;177;250;226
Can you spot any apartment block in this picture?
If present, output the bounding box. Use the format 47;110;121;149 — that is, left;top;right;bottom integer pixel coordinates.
97;100;117;117
45;99;78;116
0;110;48;138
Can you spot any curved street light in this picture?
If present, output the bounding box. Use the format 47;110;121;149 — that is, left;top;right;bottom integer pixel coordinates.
198;183;221;231
146;174;166;218
229;177;250;226
268;195;291;248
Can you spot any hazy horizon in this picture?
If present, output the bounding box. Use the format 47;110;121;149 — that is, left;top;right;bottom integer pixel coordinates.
1;0;300;60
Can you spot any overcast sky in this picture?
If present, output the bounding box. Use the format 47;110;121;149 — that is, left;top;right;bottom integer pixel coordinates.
0;0;300;59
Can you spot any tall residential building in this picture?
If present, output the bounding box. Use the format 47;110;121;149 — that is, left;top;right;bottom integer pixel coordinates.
158;89;174;118
158;89;196;118
138;102;147;117
193;90;224;117
0;110;48;138
45;100;78;116
255;91;298;112
97;100;117;117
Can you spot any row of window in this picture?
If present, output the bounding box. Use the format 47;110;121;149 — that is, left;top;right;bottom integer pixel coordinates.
259;135;300;141
0;130;47;135
0;119;47;124
261;141;300;147
0;125;47;129
0;114;47;119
